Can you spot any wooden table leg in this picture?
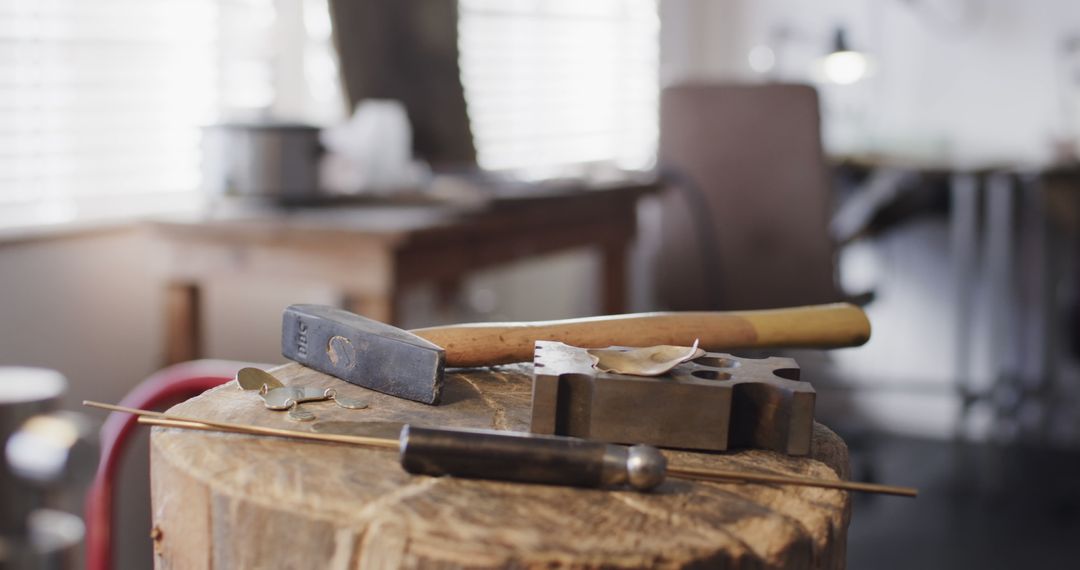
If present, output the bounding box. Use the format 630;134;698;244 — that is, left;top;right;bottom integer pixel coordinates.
164;281;201;365
600;242;628;315
343;293;398;325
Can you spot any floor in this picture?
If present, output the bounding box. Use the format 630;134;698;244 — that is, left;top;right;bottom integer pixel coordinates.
844;433;1080;569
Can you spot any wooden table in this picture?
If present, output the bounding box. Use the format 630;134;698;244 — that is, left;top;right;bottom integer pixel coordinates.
150;364;852;569
149;180;656;365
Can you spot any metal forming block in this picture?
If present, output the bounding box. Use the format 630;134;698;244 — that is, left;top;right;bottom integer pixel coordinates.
529;341;814;455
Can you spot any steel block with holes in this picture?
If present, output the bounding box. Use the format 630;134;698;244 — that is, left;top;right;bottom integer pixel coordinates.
529;341;814;455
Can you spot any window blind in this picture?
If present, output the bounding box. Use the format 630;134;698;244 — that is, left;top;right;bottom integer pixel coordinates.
458;0;660;177
0;0;293;229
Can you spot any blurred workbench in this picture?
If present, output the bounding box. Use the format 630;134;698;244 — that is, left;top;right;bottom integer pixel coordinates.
149;177;658;364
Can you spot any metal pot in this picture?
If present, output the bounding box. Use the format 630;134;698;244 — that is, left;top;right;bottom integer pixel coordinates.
202;123;322;201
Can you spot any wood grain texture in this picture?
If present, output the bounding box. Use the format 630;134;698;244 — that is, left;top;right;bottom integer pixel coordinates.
413;303;871;367
151;362;851;569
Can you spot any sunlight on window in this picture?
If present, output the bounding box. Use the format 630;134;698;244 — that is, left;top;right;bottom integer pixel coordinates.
0;0;341;229
458;0;660;178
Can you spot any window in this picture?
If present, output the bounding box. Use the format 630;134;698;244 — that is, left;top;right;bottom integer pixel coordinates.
458;0;660;177
0;0;342;231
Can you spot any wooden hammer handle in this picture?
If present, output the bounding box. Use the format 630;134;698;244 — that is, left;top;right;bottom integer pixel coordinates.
412;303;870;368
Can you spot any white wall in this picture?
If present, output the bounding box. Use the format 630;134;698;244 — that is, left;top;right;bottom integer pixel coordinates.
660;0;749;84
661;0;1080;163
0;229;161;406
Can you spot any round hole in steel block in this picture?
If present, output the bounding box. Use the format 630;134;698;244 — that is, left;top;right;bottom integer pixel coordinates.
691;370;732;380
693;356;739;369
773;368;800;381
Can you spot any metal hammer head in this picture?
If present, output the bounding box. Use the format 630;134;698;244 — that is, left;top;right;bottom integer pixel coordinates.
529;341;814;455
282;305;445;404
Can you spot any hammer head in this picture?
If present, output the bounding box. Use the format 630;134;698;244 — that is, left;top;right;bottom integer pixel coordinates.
529;341;814;454
282;305;445;404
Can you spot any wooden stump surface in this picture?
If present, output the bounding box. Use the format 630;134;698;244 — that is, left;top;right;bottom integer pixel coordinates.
150;363;851;569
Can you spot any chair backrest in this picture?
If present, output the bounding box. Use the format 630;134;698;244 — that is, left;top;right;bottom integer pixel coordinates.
656;83;839;310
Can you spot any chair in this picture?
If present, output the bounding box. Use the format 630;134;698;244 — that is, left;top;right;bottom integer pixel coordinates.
84;360;254;570
656;83;842;311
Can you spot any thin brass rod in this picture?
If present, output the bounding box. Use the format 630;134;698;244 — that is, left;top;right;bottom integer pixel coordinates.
83;400;397;450
667;464;917;497
139;417;222;432
88;400;915;497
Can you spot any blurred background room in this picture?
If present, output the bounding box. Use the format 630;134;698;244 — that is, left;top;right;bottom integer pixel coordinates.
3;0;1080;568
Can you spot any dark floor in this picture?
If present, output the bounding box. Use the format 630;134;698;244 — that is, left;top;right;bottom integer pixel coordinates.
844;433;1080;569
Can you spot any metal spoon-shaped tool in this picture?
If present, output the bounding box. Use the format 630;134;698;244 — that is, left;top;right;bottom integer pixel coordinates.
326;389;369;410
236;367;285;391
287;402;316;422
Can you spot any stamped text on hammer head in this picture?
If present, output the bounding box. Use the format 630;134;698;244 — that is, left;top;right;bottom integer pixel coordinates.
296;319;308;357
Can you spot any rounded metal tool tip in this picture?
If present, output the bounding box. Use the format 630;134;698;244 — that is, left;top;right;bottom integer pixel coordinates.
626;445;667;491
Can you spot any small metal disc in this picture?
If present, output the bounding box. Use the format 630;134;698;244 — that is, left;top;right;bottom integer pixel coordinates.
237;367;285;391
287;405;316;422
262;387;299;410
333;396;369;410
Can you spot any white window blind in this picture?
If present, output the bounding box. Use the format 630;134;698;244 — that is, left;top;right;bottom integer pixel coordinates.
0;0;341;231
458;0;660;177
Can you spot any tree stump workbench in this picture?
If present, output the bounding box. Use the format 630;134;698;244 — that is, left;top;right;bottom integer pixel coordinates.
150;363;852;569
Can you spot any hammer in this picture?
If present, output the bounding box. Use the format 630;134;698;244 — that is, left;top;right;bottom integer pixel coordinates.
282;303;870;405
